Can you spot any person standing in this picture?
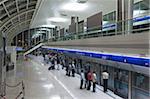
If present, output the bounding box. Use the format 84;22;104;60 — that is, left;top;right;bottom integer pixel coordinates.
102;70;109;92
56;56;60;70
62;58;65;69
71;61;75;77
92;71;97;92
68;63;72;76
80;70;85;89
87;71;93;90
84;69;88;88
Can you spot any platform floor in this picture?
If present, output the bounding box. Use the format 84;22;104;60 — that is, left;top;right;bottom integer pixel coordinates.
5;55;123;99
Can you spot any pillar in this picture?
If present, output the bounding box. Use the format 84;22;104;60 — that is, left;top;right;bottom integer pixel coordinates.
28;30;30;47
117;0;133;34
128;71;132;99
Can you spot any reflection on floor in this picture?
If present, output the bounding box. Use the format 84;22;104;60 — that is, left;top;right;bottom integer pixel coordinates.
5;55;123;99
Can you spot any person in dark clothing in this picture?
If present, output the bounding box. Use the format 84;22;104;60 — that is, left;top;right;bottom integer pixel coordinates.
42;53;45;60
80;70;85;89
66;65;69;76
56;56;60;70
71;61;75;77
84;70;88;88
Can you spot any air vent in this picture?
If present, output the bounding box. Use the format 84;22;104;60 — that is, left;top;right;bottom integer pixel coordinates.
60;13;67;17
77;0;88;3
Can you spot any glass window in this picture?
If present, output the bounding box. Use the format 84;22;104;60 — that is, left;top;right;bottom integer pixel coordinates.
114;69;129;98
103;11;116;25
140;0;150;10
132;73;149;91
132;72;150;99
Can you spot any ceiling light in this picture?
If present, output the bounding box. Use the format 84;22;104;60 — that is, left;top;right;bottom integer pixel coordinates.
76;0;88;3
61;3;88;11
48;17;68;22
41;25;56;28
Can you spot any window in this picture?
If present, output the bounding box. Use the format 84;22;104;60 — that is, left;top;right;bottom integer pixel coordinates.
103;11;116;25
132;73;149;91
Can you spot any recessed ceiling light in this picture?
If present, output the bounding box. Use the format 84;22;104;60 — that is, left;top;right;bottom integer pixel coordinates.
76;0;88;3
60;13;67;17
41;25;56;28
48;17;68;22
61;3;88;11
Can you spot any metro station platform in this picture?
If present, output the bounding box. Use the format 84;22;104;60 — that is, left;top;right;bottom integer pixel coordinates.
5;55;123;99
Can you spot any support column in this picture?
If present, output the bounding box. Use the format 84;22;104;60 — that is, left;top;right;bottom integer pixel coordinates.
117;0;133;34
22;32;24;47
28;30;30;47
48;29;51;41
15;36;17;46
128;71;132;99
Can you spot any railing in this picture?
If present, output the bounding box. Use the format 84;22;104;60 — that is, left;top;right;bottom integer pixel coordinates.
0;80;25;99
51;16;150;42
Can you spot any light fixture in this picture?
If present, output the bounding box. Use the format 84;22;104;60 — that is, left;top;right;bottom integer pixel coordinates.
41;25;56;28
61;2;88;11
48;17;68;22
76;0;88;3
133;10;146;17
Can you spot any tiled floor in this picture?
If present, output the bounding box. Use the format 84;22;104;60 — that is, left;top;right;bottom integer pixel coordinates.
5;55;123;99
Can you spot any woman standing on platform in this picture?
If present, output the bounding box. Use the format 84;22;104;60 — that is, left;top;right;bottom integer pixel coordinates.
87;70;93;90
92;71;97;92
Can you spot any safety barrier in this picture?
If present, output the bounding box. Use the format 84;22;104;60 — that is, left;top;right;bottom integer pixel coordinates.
0;80;25;99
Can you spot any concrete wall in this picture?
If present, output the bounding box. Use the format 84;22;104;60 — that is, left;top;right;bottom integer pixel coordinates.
46;32;150;56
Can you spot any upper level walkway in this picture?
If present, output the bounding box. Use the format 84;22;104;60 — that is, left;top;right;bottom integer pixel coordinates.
5;55;122;99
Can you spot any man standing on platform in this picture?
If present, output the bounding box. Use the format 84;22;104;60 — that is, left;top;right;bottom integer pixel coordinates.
102;70;109;92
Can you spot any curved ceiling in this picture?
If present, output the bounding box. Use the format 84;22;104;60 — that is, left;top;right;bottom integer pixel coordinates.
0;0;40;40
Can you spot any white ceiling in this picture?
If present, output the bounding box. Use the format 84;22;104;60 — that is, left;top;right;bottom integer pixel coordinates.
30;0;117;29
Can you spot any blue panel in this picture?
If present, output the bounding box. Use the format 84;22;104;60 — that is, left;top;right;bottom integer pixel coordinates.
125;57;150;67
91;53;102;58
16;47;24;51
111;55;125;62
133;16;150;22
102;15;150;30
42;47;150;68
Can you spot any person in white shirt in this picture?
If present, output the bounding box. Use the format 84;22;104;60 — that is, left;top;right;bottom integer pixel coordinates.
102;70;109;92
71;61;75;77
80;70;85;89
45;54;49;64
92;71;97;92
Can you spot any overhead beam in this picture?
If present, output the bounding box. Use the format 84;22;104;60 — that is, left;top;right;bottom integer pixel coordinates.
2;2;10;18
6;19;31;35
0;0;8;5
0;9;34;30
27;0;29;9
15;0;19;13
